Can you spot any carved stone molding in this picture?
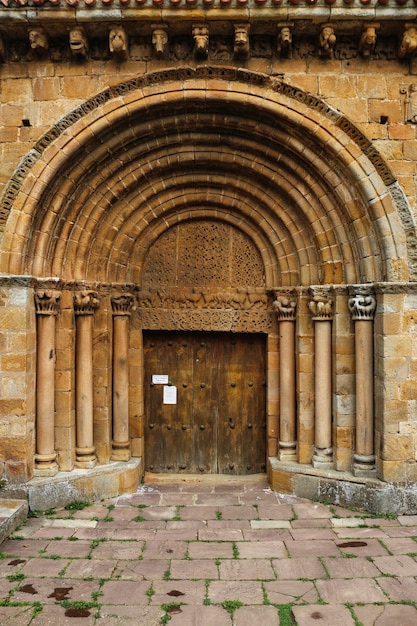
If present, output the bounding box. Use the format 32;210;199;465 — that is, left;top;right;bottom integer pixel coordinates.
136;308;274;333
74;290;100;315
111;293;134;316
308;286;334;321
348;285;376;321
272;292;297;321
34;290;61;316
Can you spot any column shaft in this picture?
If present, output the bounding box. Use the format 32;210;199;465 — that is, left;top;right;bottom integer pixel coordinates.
278;320;297;461
314;320;332;451
35;314;58;474
75;314;96;467
112;314;131;461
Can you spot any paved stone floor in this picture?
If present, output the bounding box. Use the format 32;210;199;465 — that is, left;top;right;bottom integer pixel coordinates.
0;475;417;625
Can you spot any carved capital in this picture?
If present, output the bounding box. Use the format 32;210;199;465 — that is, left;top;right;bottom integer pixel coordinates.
74;290;100;315
308;286;334;321
272;292;297;321
111;293;134;316
348;285;376;321
35;290;61;316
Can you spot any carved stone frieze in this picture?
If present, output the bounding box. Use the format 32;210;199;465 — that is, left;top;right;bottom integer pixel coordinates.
308;286;334;321
34;290;61;315
136;307;274;333
138;289;268;311
348;285;376;321
74;290;100;315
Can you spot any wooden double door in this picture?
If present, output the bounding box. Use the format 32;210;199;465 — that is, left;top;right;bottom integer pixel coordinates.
144;331;266;474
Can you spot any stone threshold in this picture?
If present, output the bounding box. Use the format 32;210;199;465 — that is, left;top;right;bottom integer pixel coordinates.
0;457;142;512
267;457;417;515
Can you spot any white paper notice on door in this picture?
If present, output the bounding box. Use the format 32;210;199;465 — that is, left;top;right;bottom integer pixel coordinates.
152;374;169;385
163;385;177;405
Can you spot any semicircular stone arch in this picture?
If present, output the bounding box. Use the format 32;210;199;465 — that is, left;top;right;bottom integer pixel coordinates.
0;66;413;286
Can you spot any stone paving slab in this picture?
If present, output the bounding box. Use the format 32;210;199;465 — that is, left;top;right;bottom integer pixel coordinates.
0;477;417;624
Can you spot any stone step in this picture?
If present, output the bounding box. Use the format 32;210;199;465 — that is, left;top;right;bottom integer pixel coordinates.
0;499;29;545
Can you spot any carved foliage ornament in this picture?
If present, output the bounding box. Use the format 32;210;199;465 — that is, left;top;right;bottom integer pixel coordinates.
348;285;376;320
308;286;334;320
111;293;134;315
35;290;61;315
272;293;297;321
74;290;100;315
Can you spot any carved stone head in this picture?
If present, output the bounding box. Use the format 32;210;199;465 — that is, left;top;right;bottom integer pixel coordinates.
399;25;417;59
319;25;336;58
234;24;250;58
69;27;89;59
192;25;209;58
28;28;49;52
109;27;128;57
152;28;168;57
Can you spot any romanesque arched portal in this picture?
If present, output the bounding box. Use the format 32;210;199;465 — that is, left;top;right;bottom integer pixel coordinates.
0;67;414;495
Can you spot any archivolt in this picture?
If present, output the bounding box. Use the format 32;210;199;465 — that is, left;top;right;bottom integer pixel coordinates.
0;66;412;284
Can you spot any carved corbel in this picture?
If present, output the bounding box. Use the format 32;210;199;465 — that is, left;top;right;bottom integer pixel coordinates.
0;34;5;63
152;25;168;59
359;23;379;59
318;24;336;59
109;26;128;60
28;27;49;54
398;24;417;60
192;24;209;59
277;23;293;59
308;286;334;321
233;24;250;60
69;26;89;60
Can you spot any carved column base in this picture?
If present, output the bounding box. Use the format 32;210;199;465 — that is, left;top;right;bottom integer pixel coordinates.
75;446;97;469
111;440;131;462
312;447;334;469
34;453;58;476
278;441;297;462
353;453;376;477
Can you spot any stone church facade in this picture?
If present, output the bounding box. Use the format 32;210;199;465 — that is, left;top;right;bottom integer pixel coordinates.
1;0;417;511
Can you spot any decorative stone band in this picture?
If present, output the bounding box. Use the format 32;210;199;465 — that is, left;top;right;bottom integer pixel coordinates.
4;0;416;7
348;285;376;321
74;290;100;315
308;286;334;321
272;292;297;321
34;289;61;315
111;294;134;316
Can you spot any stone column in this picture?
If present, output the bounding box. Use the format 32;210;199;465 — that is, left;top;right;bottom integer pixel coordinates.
74;291;99;468
273;293;297;462
309;287;334;469
111;294;134;461
348;285;377;476
34;289;61;476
